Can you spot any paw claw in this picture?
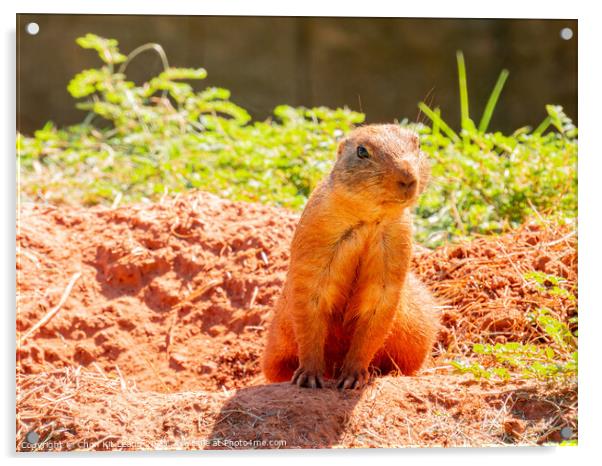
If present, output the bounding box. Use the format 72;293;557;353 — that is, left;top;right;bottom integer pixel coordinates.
291;366;324;389
336;367;369;390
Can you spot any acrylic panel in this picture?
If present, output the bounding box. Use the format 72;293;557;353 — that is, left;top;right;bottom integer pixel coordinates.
16;14;578;451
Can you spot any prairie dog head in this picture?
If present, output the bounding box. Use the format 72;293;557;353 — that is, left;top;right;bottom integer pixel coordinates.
331;124;430;210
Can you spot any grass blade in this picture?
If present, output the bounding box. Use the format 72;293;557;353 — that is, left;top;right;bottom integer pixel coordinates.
533;116;552;136
478;69;509;133
432;107;441;138
456;51;470;135
417;102;459;142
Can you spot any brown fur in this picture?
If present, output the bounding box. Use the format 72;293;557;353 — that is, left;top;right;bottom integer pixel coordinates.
262;124;440;389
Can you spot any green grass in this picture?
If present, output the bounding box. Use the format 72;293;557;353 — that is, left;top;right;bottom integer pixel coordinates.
451;312;577;382
412;51;576;245
451;273;577;383
17;35;578;246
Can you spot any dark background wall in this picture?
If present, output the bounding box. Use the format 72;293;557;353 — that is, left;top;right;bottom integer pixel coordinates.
16;15;577;135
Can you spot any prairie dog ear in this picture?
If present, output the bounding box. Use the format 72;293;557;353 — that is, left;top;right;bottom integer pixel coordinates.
409;132;420;153
336;137;350;159
417;151;431;194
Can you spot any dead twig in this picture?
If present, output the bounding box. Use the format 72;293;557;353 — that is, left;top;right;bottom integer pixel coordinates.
19;272;82;345
170;278;222;312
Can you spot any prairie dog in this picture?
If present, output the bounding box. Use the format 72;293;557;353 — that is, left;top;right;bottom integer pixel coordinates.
262;124;439;389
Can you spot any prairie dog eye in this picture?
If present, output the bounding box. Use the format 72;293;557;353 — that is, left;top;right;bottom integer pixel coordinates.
357;145;370;159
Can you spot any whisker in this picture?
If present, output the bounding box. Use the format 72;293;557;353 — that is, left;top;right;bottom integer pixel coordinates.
416;86;436;125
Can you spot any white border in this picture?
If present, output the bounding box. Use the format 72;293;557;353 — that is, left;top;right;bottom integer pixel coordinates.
3;1;601;465
9;0;582;18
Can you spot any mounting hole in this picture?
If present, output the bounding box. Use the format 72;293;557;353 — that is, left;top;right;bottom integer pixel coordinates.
25;430;39;444
26;22;39;36
560;426;574;439
560;27;573;40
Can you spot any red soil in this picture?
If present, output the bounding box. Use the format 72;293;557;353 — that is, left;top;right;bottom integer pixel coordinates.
16;192;577;450
17;192;297;392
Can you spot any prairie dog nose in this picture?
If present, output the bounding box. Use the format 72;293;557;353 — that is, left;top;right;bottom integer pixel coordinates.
397;167;417;193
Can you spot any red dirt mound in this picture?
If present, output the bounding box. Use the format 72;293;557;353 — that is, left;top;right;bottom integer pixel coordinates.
413;222;577;360
16;369;576;450
17;192;297;392
16;192;577;450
